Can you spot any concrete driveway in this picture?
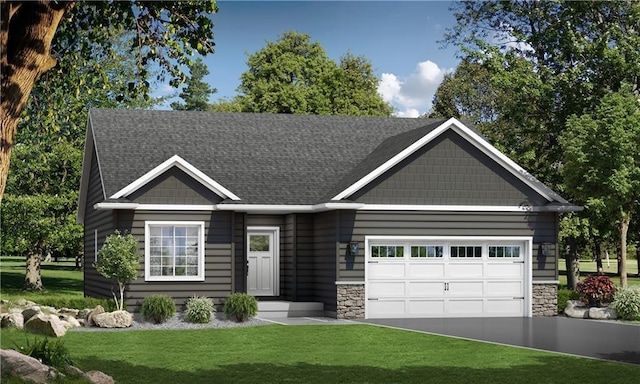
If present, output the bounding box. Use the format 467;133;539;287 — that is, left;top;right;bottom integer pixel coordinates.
362;317;640;365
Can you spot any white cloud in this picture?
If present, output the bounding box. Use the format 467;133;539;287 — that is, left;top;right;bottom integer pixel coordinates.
378;60;449;117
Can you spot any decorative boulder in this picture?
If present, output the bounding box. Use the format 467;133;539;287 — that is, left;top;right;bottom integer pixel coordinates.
1;313;24;329
564;300;589;319
589;307;617;320
78;308;93;320
0;349;60;383
86;305;105;327
24;313;67;337
21;306;41;322
93;310;133;328
84;370;116;384
59;308;80;317
58;314;81;329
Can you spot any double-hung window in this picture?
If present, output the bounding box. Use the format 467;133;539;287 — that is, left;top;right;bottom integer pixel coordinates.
145;221;205;281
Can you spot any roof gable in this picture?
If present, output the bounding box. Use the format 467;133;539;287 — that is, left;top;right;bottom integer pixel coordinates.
110;155;240;201
331;118;567;204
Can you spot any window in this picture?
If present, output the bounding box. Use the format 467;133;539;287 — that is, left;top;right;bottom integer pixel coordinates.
489;246;521;258
145;221;205;281
450;246;482;258
371;245;404;258
411;245;443;258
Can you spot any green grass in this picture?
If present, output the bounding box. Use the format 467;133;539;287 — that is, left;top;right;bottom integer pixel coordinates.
1;325;639;384
558;258;640;287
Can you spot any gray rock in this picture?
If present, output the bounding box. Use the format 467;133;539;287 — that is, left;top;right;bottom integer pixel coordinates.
59;308;80;317
78;308;93;320
21;306;41;322
59;314;81;328
84;370;115;384
86;305;105;327
0;349;60;383
1;313;24;329
24;313;67;337
93;310;133;328
564;300;589;319
589;307;617;320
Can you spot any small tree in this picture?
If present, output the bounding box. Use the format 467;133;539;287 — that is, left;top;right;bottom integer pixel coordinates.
94;231;139;311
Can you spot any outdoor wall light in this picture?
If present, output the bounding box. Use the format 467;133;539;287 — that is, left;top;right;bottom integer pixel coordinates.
541;243;552;257
348;242;359;257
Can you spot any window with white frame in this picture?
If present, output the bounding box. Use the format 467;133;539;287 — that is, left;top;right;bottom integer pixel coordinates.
145;221;205;281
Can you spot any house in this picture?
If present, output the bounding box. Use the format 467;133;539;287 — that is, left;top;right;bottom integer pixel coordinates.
77;109;580;319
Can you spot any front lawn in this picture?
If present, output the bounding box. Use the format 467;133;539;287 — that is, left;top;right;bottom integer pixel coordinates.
558;258;640;288
2;325;639;383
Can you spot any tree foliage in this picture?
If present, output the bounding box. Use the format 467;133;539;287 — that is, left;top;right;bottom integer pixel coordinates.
171;57;216;111
237;31;392;116
95;231;140;311
1;0;218;202
560;86;640;287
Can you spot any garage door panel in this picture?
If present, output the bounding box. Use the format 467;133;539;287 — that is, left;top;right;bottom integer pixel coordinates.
486;299;524;315
368;300;405;317
368;263;405;278
448;263;483;277
486;281;523;296
486;263;523;278
408;263;445;278
448;281;484;296
369;281;405;297
448;299;484;314
408;300;445;315
408;281;445;296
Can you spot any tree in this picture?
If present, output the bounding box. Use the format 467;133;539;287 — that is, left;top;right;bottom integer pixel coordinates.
0;0;218;202
209;97;243;113
94;231;140;311
237;31;392;116
560;86;640;287
170;57;216;111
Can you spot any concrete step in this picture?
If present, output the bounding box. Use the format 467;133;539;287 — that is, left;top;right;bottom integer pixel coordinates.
257;301;324;318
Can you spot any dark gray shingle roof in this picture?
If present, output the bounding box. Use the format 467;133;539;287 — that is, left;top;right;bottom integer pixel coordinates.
89;109;444;205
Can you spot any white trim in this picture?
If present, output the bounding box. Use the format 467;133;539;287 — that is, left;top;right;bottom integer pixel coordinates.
110;154;240;201
335;281;365;285
94;202;140;210
331;118;556;202
360;204;547;212
217;203;365;213
94;229;98;263
247;226;280;296
134;204;218;211
144;221;206;282
532;280;560;285
364;235;533;319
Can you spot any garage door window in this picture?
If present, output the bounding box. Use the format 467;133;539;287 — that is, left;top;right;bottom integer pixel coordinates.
371;245;404;258
489;245;520;258
411;245;443;258
450;246;482;258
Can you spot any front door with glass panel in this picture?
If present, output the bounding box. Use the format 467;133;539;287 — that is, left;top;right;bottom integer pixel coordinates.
247;228;279;296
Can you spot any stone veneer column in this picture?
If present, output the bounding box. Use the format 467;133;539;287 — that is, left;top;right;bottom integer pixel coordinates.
336;284;365;319
532;283;557;317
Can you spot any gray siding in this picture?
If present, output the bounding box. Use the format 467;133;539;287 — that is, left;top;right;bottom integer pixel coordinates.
115;210;233;310
338;210;558;281
294;214;316;301
128;167;224;204
313;211;338;312
83;149;115;300
234;213;246;293
352;130;548;206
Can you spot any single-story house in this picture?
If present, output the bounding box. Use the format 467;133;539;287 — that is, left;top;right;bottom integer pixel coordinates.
77;109;580;319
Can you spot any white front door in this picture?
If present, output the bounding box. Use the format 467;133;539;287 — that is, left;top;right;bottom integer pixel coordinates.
247;227;279;296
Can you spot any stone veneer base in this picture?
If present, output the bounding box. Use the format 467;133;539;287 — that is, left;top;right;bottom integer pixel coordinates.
532;283;557;317
336;284;365;319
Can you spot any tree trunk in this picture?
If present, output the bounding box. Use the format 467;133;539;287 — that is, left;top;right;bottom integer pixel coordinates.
565;245;580;290
594;241;603;275
24;252;43;290
0;1;74;202
619;213;631;288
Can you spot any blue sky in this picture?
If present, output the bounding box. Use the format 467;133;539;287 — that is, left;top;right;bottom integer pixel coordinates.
156;1;461;117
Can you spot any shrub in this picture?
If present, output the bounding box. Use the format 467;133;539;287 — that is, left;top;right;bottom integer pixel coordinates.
576;275;616;307
223;293;257;322
33;297;116;312
14;337;75;372
141;295;176;324
186;296;215;323
610;286;640;320
557;288;580;313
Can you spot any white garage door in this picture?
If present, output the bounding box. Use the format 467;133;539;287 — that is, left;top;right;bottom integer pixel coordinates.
365;237;531;319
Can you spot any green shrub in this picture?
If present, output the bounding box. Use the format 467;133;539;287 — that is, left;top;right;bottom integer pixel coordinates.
557;288;580;313
14;336;75;372
576;275;616;307
611;286;640;320
141;295;176;324
223;293;257;322
186;296;215;324
32;297;116;312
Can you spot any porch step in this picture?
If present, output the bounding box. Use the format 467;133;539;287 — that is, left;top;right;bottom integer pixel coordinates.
257;301;324;318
